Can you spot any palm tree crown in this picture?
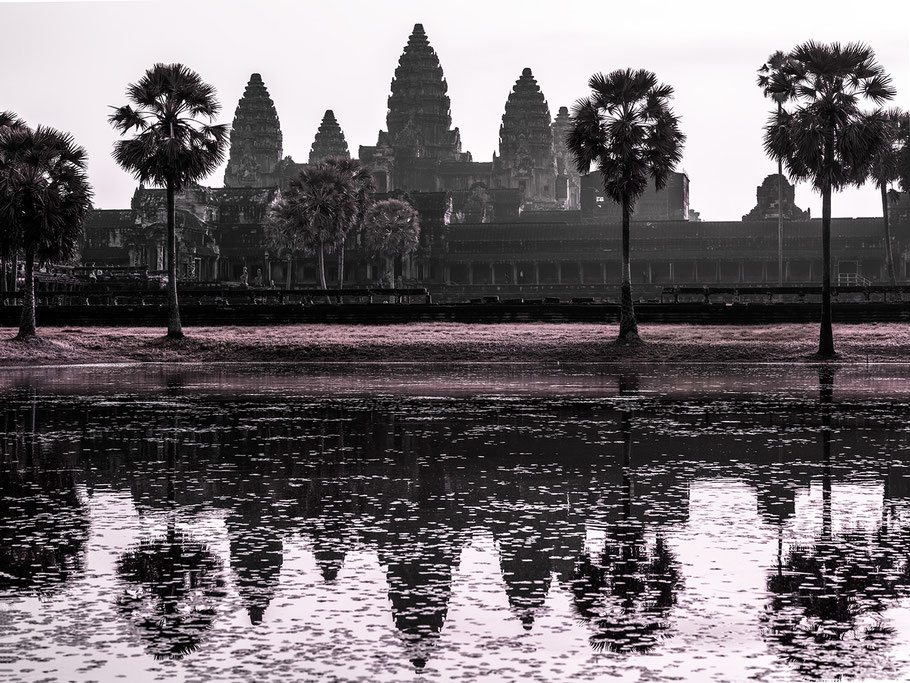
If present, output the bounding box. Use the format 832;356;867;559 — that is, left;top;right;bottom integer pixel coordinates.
567;69;685;207
763;41;895;192
109;63;229;190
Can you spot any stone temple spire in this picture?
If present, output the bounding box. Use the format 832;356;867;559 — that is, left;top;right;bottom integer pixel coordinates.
552;106;581;209
494;68;557;208
308;110;350;164
386;23;460;159
224;73;284;188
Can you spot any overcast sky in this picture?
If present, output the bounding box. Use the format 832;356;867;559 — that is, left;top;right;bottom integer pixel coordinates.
1;0;908;220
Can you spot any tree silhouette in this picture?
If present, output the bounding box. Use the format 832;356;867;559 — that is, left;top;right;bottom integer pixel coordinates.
0;123;93;339
363;198;420;287
763;42;895;356
567;69;685;343
110;63;229;339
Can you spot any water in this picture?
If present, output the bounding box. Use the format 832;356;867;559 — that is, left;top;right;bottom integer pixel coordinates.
3;363;910;682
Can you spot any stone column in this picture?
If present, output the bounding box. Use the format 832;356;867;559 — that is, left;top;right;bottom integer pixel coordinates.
647;262;653;284
738;261;744;283
556;262;562;284
512;263;519;285
468;263;474;285
490;263;496;285
669;262;674;283
535;262;540;285
602;262;607;284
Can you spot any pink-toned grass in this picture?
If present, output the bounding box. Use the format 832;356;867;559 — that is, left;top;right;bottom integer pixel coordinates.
0;322;908;366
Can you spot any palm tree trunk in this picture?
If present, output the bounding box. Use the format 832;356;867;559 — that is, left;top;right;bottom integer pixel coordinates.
16;249;37;339
881;184;897;287
166;182;183;339
618;195;639;342
317;239;327;290
286;256;293;289
819;183;834;357
337;239;345;290
0;257;6;293
776;108;784;287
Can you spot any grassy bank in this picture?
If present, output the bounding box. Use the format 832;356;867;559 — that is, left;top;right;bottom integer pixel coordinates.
0;323;908;366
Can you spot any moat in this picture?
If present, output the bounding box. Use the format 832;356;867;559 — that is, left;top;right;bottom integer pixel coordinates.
3;363;910;682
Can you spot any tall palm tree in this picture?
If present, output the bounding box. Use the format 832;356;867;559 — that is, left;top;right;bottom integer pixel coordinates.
869;108;908;287
109;63;229;339
567;69;685;343
0;124;93;340
0;111;26;295
758;51;799;286
363;199;420;287
321;157;375;289
763;42;894;357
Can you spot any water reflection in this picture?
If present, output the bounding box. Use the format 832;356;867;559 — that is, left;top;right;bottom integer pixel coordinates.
571;411;681;653
761;366;910;679
3;365;910;681
0;391;88;595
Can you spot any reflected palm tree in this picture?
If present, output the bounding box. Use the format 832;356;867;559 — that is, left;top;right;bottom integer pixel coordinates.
571;411;681;653
117;426;226;659
762;366;906;678
116;528;226;659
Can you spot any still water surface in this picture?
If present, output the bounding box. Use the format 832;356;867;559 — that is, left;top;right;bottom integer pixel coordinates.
3;363;910;682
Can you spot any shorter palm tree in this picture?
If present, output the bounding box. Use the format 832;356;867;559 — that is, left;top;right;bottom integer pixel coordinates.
265;189;309;289
363;199;420;287
0;123;93;340
109;63;228;339
321;157;375;289
869;108;908;286
567;69;685;343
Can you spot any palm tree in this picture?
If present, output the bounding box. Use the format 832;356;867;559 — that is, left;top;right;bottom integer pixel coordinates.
0;124;93;340
265;189;308;289
321;157;375;289
0;111;26;295
567;69;685;343
109;63;229;339
758;51;799;286
763;42;894;357
869;108;908;287
363;199;420;287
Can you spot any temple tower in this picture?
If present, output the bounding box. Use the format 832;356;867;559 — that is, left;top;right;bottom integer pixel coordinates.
494;68;557;208
385;23;461;160
552;106;582;210
224;73;284;188
308;110;350;164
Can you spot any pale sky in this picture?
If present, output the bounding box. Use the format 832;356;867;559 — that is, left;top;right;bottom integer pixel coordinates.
1;0;908;220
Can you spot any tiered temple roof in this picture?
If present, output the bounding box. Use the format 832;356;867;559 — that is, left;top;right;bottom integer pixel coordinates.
494;68;557;208
385;23;461;160
308;110;350;164
224;73;284;188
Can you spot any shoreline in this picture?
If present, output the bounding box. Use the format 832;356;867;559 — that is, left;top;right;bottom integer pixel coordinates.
1;322;909;367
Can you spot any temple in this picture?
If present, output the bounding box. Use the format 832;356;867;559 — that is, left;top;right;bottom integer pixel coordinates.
308;110;350;164
81;23;910;294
